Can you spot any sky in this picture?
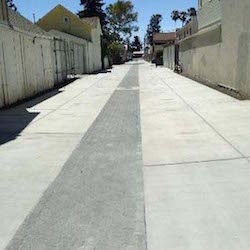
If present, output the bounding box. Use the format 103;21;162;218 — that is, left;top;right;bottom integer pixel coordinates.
13;0;197;40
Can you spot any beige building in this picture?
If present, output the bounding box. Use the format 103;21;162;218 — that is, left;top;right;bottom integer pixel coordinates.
163;16;198;70
179;0;250;97
152;33;176;60
37;5;103;73
176;16;198;42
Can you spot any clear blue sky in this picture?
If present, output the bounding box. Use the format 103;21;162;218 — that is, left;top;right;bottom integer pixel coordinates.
14;0;198;40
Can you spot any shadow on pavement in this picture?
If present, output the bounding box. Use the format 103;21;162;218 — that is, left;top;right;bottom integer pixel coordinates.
0;78;79;146
89;68;112;75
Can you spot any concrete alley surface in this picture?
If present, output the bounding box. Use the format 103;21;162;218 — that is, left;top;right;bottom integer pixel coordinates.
140;63;250;250
1;60;250;249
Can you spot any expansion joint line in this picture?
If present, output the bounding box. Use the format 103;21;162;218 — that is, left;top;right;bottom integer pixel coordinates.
159;76;249;162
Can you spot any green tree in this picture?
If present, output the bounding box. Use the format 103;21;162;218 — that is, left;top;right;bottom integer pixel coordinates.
7;0;17;11
107;41;124;64
146;14;162;45
77;0;106;26
131;35;142;52
106;0;138;42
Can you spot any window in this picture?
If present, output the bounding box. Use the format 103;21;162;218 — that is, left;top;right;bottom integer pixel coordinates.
63;16;69;24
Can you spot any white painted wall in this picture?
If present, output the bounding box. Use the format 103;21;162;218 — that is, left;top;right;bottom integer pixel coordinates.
89;23;102;72
50;28;102;75
0;24;54;108
163;45;175;70
49;30;88;80
0;23;103;108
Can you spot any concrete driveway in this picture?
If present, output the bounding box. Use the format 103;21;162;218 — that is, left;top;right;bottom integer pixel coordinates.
1;60;250;249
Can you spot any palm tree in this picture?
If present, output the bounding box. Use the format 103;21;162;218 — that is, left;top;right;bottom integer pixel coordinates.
188;7;197;18
179;11;188;26
7;0;17;11
171;10;180;28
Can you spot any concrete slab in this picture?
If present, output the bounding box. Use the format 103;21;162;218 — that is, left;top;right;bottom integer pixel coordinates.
141;63;250;250
139;64;241;166
5;63;146;250
0;133;82;250
156;68;250;158
0;64;132;249
144;158;250;250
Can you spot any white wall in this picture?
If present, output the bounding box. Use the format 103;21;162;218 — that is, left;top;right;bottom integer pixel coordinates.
50;28;102;75
90;24;102;72
0;24;54;108
163;45;175;70
179;0;250;97
0;24;103;108
198;0;222;30
49;30;88;79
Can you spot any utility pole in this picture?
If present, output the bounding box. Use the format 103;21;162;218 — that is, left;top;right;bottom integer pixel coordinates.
33;13;36;23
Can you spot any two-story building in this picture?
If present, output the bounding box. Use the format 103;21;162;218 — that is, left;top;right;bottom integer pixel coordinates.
179;0;250;97
163;16;198;70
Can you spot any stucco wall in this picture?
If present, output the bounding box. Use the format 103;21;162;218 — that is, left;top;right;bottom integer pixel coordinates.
0;24;54;108
198;0;222;30
221;0;250;95
179;0;250;97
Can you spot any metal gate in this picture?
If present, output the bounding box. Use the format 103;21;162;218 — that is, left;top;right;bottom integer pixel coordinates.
53;37;87;85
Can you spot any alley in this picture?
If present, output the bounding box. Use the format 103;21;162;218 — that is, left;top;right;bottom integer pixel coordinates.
1;61;250;249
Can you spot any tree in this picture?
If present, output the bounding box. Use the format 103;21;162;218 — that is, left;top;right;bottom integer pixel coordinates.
106;0;138;42
146;14;162;45
7;0;17;11
179;11;188;26
131;35;142;52
107;41;125;64
171;10;180;26
187;7;197;18
77;0;106;26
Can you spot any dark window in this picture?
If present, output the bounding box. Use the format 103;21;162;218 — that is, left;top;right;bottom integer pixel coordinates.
63;16;69;24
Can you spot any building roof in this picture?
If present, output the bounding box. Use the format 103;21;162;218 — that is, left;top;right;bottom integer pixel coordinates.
82;17;99;29
153;32;176;44
36;4;92;41
8;8;49;36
